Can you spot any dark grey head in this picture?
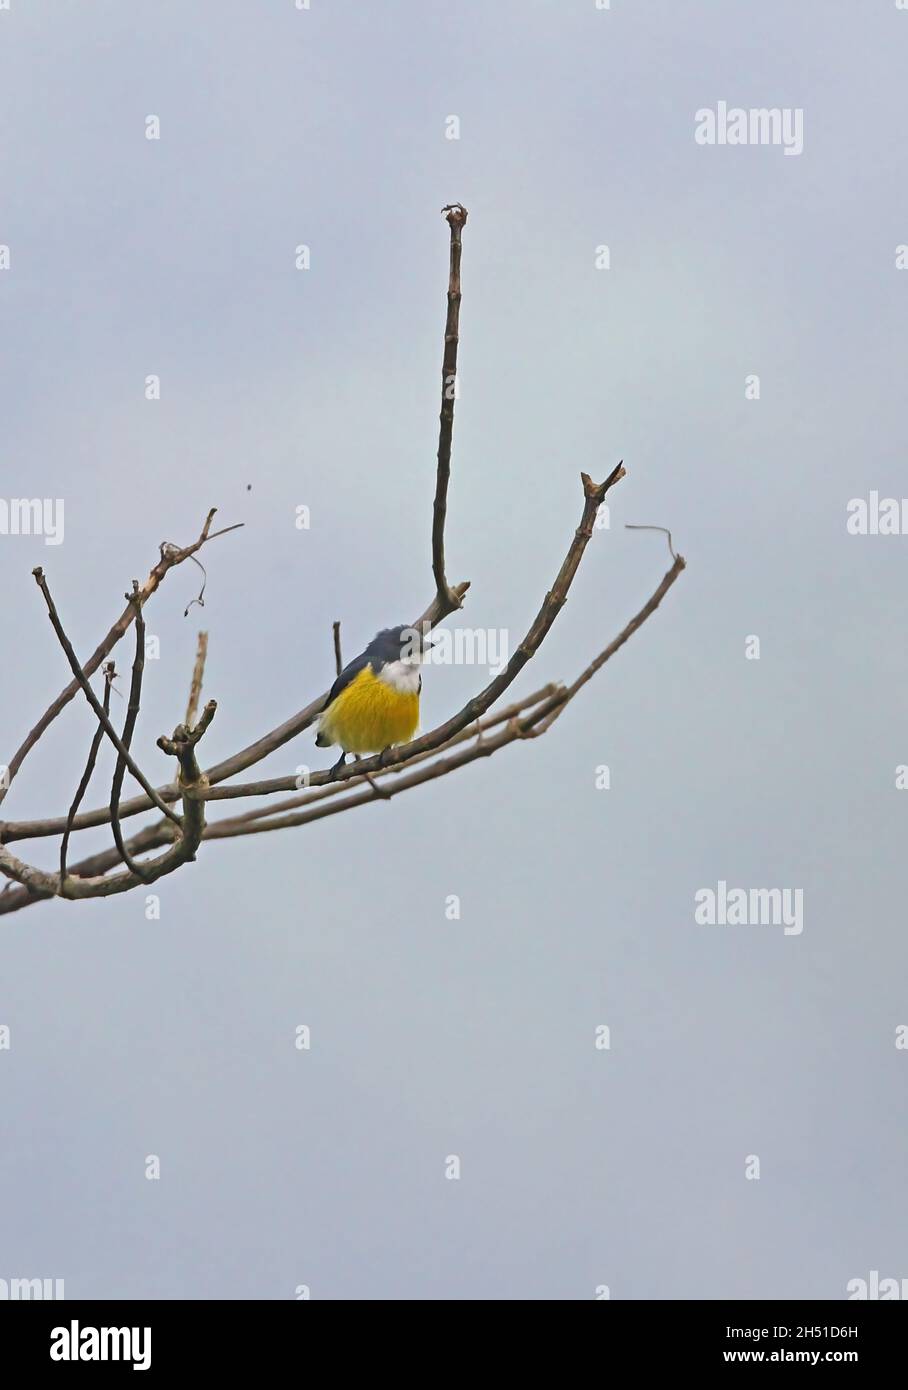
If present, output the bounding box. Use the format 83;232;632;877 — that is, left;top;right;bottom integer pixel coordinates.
365;624;428;669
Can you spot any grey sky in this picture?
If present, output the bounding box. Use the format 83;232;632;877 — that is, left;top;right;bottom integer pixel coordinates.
1;0;906;1299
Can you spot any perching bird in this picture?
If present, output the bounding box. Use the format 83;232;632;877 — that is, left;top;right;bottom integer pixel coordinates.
316;624;425;775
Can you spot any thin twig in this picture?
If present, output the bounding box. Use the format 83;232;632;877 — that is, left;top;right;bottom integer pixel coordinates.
625;523;679;561
185;632;209;727
432;203;469;609
0;508;240;810
532;553;687;735
199;463;626;801
332;622;343;677
0;703;217;903
0;210;480;846
4;463;625;837
0;576;471;845
60;662;116;894
110;583;153;877
203;550;685;838
0;539;685;917
0;206;689;927
181;553;208;616
203;684;560;823
0;691;562;909
31;567;183;828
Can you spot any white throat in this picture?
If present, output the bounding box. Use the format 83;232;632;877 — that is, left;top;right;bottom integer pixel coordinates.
379;659;421;694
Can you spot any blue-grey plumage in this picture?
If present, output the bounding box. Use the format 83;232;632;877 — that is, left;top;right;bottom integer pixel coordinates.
315;625;426;769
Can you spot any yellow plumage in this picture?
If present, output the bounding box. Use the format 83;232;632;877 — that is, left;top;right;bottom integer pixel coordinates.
318;665;419;755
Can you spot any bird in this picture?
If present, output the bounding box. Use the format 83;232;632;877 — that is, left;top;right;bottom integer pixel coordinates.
315;624;425;776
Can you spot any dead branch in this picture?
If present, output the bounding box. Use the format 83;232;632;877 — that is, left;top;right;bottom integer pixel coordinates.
205;683;561;827
0;509;240;812
433;203;469;610
0;571;472;847
533;552;686;736
199;549;685;838
31;567;182;828
185;632;209;727
198;461;626;803
109;583;152;878
0;702;217;903
60;662;116;894
0;206;686;917
0;688;561;914
0;541;683;920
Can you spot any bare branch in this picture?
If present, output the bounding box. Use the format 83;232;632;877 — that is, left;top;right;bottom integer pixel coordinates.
204;683;561;827
0;575;472;846
201;462;626;802
0;538;684;919
185;631;209;727
30;566;183;828
0;509;240;811
0;702;217;903
157;699;217;766
2;462;625;844
0;208;688;927
625;523;679;562
109;583;152;878
5;821;175;916
181;552;213;617
4;691;562;902
3;239;476;839
433;203;469;610
204;548;684;839
60;662;116;894
531;552;686;736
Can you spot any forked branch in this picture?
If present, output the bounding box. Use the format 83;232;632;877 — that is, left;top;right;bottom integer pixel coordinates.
0;207;686;917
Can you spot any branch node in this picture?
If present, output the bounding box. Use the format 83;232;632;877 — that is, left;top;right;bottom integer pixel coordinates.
582;461;626;503
441;202;468;228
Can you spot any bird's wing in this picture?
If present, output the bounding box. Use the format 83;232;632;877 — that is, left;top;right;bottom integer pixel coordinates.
322;649;375;709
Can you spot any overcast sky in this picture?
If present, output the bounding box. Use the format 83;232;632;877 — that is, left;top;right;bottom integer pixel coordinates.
1;0;906;1299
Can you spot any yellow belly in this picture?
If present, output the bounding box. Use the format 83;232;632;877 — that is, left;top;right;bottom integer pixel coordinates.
320;666;419;754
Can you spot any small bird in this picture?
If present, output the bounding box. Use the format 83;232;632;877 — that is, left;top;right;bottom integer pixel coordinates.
316;625;425;775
